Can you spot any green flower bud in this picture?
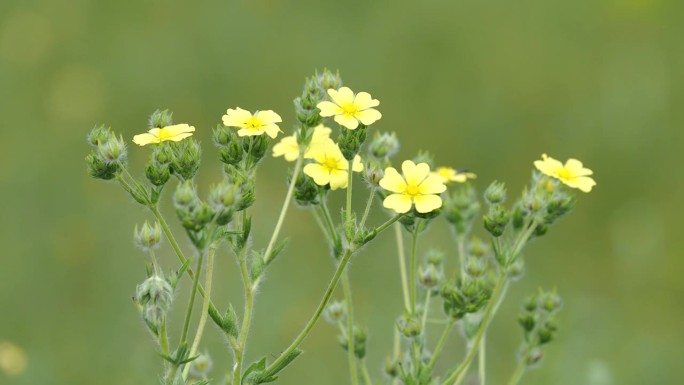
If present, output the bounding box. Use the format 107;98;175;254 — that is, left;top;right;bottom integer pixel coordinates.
145;161;171;186
483;204;509;237
544;194;575;224
512;204;526;230
170;139;201;180
419;263;442;289
87;125;112;146
464;256;487;278
397;315;422;338
134;221;162;250
174;181;198;207
537;325;555;345
316;68;343;91
426;249;444;266
384;356;399;378
507;258;525;280
468;237;489;258
363;160;384;186
324;301;346;324
523;294;539;312
526;348;544;366
443;185;480;236
337;126;367;160
412;150;434;168
293;172;320;206
369;132;399;159
440;279;491;319
96;134;127;163
85;151;121;180
246;135;269;166
338;326;368;359
518;311;537;333
136;275;173;326
208;179;237;225
148;109;173;128
484;180;507;204
540;291;562;312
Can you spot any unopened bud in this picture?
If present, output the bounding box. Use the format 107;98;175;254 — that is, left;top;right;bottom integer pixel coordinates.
518;312;537;332
419;264;442;288
397;315;422;338
145;161;170;186
134;221;162;250
540;291;562;312
369;132;399;159
170;139;201;180
97;135;127;163
174;181;198;207
148;109;173;128
484;180;507;204
384;356;399;378
324;301;346;324
136;275;173;326
189;352;213;377
483;204;509;237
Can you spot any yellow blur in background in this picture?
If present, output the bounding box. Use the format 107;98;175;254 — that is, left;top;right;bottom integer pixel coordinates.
1;0;683;384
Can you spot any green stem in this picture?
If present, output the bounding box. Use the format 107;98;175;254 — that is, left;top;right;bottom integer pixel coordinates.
479;334;486;385
149;249;160;276
346;159;354;240
264;156;304;264
441;272;507;385
421;290;431;331
341;271;359;385
394;223;410;312
358;187;376;231
183;244;217;380
234;245;253;385
319;202;340;246
410;227;419;314
426;320;455;371
360;359;373;385
311;209;334;245
456;235;466;281
507;349;530;385
160;317;170;369
179;250;205;346
260;247;355;379
375;214;402;235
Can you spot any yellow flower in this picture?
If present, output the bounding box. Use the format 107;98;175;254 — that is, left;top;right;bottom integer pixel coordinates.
303;138;363;190
431;167;477;184
272;124;332;161
534;154;596;192
222;107;282;138
317;87;382;130
0;341;27;376
380;160;446;214
132;124;195;146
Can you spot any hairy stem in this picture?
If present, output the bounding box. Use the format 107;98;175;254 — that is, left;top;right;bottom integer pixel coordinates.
179;251;204;346
394;223;410;312
426;320;455;371
234;245;253;385
346;159;354;240
507;349;530;385
342;271;359;385
264;156;303;264
410;227;419;314
358;187;376;231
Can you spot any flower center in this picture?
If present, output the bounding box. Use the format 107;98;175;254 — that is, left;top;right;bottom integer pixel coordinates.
406;184;420;197
341;103;359;116
323;156;340;171
157;128;172;140
557;168;573;181
246;116;263;130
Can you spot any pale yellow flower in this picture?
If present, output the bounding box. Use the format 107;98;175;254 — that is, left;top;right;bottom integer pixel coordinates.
431;167;477;184
380;160;446;214
303;138;363;190
0;341;27;376
272;124;332;161
534;154;596;192
132;124;195;146
317;87;382;130
222;107;282;138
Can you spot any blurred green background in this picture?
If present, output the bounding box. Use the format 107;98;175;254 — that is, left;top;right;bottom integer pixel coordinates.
1;0;683;384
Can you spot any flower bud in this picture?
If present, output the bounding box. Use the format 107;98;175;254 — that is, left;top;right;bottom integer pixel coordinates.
369;132;399;160
170;139;201;180
85;151;121;180
317;69;343;91
443;186;480;236
293;172;320;206
246;135;269;166
338;127;367;160
483;204;509;237
148;109;173;128
468;237;489;258
338;326;368;359
484;180;507;204
517;311;537;332
87;125;112;146
136;275;173;326
134;221;162;250
145;161;171;186
397;315;422;338
537;325;555;345
507;258;525;280
363;160;384;186
324;301;346;324
384;356;399;378
412;150;434;168
464;256;487;278
522;294;539;312
419;263;442;289
174;181;198;207
540;291;562;313
526;348;544;366
426;250;444;266
97;134;127;163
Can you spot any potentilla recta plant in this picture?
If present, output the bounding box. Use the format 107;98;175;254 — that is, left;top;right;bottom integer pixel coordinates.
85;70;596;385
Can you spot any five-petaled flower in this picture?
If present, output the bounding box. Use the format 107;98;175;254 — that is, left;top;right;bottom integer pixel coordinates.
534;154;596;192
222;107;282;138
133;124;195;146
317;87;382;130
431;166;477;184
272;125;332;161
303;138;363;190
380;160;447;214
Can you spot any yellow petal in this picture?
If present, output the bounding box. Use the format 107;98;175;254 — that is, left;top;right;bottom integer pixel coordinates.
237;128;263;137
334;114;359;130
565;176;596;193
413;194;442;213
311;125;332;142
323;138;345;161
273;136;299;161
328;87;354;106
565;158;593;176
328;169;349;190
353;92;379;109
418;175;447;195
163;124;195;136
383;193;413;214
402;161;430;186
263;123;281;138
167;132;194;142
355;108;382;126
534;154;564;177
255;110;282;124
303;163;331;186
351;155;364;172
379;167;407;193
133;133;160;146
222;107;252;127
317;101;343;117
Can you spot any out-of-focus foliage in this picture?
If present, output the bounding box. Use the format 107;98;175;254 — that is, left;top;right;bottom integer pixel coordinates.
0;0;682;384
